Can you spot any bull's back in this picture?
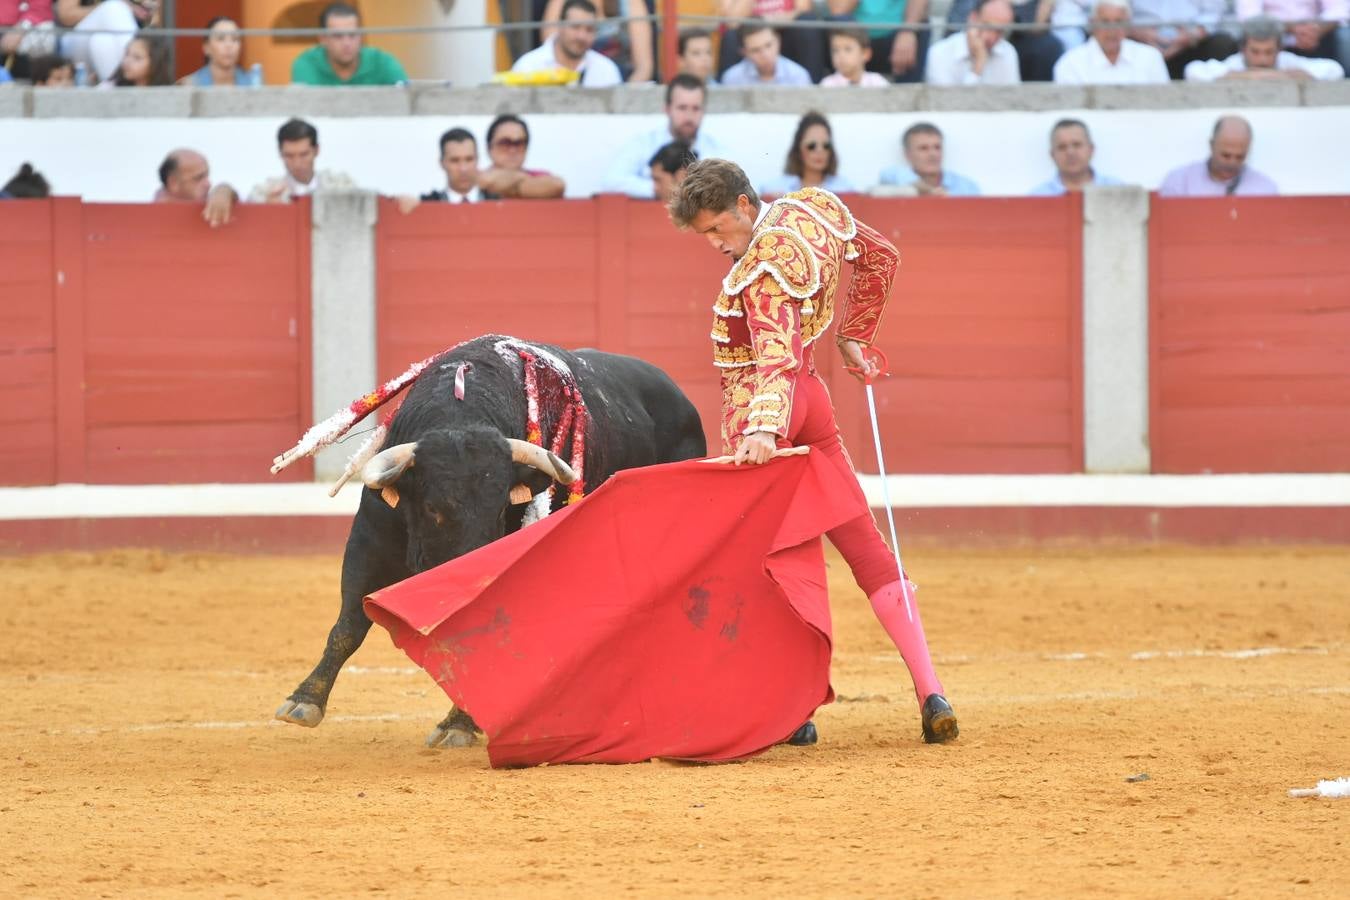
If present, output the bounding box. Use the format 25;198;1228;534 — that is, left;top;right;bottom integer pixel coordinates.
572;349;706;465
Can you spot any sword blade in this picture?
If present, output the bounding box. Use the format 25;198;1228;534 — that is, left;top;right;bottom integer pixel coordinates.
863;382;913;622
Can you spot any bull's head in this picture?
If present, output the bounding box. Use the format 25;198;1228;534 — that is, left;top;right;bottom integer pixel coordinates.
360;425;576;572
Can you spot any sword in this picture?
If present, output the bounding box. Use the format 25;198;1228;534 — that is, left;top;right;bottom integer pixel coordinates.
846;346;914;623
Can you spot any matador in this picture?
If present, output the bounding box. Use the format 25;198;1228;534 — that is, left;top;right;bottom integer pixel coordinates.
670;160;958;744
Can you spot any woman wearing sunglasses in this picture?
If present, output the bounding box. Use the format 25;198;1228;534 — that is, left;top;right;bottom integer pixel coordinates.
478;114;567;200
759;111;855;198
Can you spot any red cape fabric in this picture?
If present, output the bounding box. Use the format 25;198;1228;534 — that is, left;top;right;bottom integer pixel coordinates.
363;451;861;767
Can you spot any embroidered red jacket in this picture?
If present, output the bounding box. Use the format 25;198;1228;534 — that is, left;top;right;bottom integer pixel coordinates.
711;188;899;451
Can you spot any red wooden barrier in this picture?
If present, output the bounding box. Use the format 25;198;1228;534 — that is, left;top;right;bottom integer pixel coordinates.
0;199;312;486
0;200;58;486
1150;196;1350;473
376;195;1084;474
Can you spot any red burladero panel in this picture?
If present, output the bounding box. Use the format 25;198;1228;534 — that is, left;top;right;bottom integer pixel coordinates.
376;195;1084;473
0;201;57;485
78;203;311;483
1151;196;1350;473
843;195;1084;474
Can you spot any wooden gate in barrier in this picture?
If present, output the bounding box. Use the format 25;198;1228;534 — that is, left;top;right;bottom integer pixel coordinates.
0;198;312;486
1150;195;1350;473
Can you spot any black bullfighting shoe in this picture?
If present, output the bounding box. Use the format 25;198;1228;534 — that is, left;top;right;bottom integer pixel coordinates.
786;720;818;746
921;694;959;744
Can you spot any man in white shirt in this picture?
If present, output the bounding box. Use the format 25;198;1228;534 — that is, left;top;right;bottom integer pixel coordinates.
249;118;356;204
602;74;726;198
719;23;813;86
510;0;622;87
396;128;487;213
1185;16;1346;81
1053;0;1170;83
926;0;1022;85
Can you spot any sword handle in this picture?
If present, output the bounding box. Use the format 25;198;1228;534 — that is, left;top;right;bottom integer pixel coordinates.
843;346;889;385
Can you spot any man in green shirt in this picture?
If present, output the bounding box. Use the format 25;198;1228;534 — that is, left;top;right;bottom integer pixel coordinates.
290;2;408;86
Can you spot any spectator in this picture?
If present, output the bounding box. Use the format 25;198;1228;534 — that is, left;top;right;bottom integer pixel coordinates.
0;67;9;84
945;0;1064;81
1;0;58;81
104;33;171;86
760;111;855;196
397;128;489;213
603;74;726;198
1030;119;1124;194
1127;0;1237;79
877;122;981;196
57;0;156;83
155;148;238;227
1051;0;1094;50
1053;0;1169;83
649;141;697;204
1185;16;1346;80
1238;0;1350;72
827;0;931;83
926;0;1021;85
30;54;74;86
540;0;655;83
716;0;828;82
478;114;567;199
291;2;407;86
678;28;719;84
249;118;355;204
179;16;251;86
1158;115;1279;196
821;26;891;85
0;162;50;198
1242;0;1350;70
511;0;622;87
721;21;813;85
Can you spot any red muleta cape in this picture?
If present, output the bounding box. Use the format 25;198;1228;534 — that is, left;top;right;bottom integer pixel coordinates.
363;451;860;768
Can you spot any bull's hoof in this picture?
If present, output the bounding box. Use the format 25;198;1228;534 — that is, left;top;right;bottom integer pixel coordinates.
425;708;480;749
425;723;478;749
274;699;324;728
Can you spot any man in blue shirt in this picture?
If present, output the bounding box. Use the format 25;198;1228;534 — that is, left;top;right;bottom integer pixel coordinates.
720;23;813;86
877;123;982;196
602;74;726;198
1030;118;1124;195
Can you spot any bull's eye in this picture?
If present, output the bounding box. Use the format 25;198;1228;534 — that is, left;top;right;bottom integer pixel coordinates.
424;501;446;527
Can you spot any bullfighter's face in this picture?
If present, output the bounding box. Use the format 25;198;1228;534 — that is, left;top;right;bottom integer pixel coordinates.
689;193;759;260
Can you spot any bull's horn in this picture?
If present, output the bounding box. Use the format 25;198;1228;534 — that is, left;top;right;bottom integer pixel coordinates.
361;442;418;488
507;438;577;485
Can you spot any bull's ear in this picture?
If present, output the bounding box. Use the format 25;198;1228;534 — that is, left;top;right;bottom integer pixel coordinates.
380;486;400;508
362;442;417;488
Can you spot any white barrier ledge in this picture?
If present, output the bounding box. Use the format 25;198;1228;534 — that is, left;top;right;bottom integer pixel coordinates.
3;474;1349;520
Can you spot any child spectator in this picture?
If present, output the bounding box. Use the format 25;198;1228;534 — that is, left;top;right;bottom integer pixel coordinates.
820;27;891;85
104;33;171;86
678;28;718;85
30;54;75;86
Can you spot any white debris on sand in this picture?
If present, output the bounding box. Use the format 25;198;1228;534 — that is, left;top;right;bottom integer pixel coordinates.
1288;777;1350;799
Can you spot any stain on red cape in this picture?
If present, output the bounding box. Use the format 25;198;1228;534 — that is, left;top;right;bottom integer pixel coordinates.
363;451;860;767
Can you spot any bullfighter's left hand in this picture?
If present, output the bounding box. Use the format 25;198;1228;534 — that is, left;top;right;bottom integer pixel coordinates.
734;431;778;466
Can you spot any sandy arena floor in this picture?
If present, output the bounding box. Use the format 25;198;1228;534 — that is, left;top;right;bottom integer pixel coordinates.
3;545;1348;898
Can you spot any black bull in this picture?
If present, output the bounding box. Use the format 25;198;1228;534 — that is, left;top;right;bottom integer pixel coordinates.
275;337;708;747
